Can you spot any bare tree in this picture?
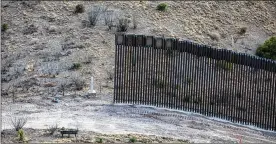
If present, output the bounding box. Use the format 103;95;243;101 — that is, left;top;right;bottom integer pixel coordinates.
59;83;66;97
10;117;28;131
8;84;17;103
58;80;69;97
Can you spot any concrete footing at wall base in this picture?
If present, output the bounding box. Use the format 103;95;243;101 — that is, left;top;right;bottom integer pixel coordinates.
86;90;96;98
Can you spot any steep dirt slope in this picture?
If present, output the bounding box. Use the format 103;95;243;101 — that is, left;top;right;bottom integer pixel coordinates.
1;1;276;93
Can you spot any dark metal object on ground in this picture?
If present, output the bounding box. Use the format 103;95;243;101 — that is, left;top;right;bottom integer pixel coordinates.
60;129;78;138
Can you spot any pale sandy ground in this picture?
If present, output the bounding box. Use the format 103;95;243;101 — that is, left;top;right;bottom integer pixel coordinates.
2;94;276;143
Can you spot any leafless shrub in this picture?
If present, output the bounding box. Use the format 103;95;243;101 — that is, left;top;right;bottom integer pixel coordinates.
21;1;40;8
40;62;60;76
23;24;38;35
10;66;24;80
57;79;71;96
1;74;11;83
88;6;106;27
104;11;115;30
10;117;28;131
19;77;39;92
1;51;9;59
1;66;9;76
39;40;63;62
38;50;61;62
47;123;58;135
116;18;130;32
61;41;85;50
81;20;90;28
45;85;59;97
82;55;93;64
2;66;24;83
1;130;5;138
1;55;16;75
1;88;9;97
107;70;114;80
71;76;86;91
58;83;66;96
44;82;57;87
1;83;16;99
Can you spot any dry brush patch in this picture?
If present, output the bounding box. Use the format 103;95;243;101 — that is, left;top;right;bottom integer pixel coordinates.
1;129;190;143
10;117;28;131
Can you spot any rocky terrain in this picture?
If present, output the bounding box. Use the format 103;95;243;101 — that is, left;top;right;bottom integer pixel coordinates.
1;0;276;143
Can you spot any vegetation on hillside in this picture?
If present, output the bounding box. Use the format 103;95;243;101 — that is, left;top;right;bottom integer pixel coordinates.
256;36;276;60
157;3;168;11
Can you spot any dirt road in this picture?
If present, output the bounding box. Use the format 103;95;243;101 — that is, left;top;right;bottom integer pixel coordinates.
2;94;276;143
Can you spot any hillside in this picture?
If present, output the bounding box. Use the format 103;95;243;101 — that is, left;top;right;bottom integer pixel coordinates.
1;1;276;143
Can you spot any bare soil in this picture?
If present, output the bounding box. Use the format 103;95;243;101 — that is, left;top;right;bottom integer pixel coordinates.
2;94;276;143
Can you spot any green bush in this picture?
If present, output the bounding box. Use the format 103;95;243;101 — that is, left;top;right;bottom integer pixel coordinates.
217;60;233;70
157;3;168;11
75;4;85;13
17;129;25;142
129;137;137;143
256;36;276;60
96;137;103;143
70;63;82;70
2;23;8;32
